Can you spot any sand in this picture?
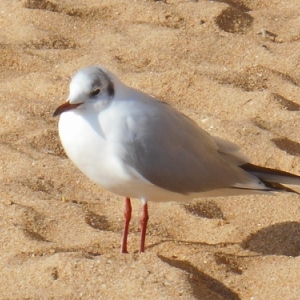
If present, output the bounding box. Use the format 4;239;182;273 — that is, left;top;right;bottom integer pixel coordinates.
1;0;300;299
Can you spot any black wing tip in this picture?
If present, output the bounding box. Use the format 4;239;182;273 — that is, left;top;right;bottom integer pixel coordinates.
232;183;300;195
240;163;300;180
260;179;300;195
240;163;300;195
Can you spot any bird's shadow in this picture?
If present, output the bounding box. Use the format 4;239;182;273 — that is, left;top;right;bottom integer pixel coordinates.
149;221;300;257
181;199;300;257
152;221;300;300
158;255;241;300
84;199;300;258
241;221;300;257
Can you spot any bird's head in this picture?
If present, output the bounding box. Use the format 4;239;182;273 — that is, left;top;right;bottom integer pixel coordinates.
53;66;115;117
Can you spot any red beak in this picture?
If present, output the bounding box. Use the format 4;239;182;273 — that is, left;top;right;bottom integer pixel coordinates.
53;101;82;117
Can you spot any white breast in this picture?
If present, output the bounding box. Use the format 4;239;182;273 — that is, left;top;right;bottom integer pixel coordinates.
58;107;167;201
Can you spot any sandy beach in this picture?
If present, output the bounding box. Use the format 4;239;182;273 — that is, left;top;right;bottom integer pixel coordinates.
1;0;300;299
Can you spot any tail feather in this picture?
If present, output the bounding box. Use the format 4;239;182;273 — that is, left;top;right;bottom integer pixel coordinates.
240;163;300;195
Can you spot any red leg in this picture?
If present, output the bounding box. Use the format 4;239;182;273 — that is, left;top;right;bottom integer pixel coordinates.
140;202;149;253
121;197;132;253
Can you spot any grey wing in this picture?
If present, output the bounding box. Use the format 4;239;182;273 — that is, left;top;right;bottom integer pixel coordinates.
124;101;259;195
212;136;250;166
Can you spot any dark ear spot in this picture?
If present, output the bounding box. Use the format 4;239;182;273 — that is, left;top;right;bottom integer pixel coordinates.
107;81;115;98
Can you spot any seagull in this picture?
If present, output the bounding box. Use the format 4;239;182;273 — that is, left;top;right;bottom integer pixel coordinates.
53;66;300;253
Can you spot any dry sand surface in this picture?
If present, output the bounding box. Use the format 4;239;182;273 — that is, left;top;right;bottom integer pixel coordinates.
1;0;300;299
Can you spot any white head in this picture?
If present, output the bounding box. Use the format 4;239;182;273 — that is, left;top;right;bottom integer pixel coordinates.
53;66;116;117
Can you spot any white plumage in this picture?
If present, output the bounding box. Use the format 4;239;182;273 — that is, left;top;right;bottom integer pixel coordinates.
54;66;300;253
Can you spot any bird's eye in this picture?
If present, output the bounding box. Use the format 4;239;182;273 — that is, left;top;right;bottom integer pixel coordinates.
91;88;100;96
